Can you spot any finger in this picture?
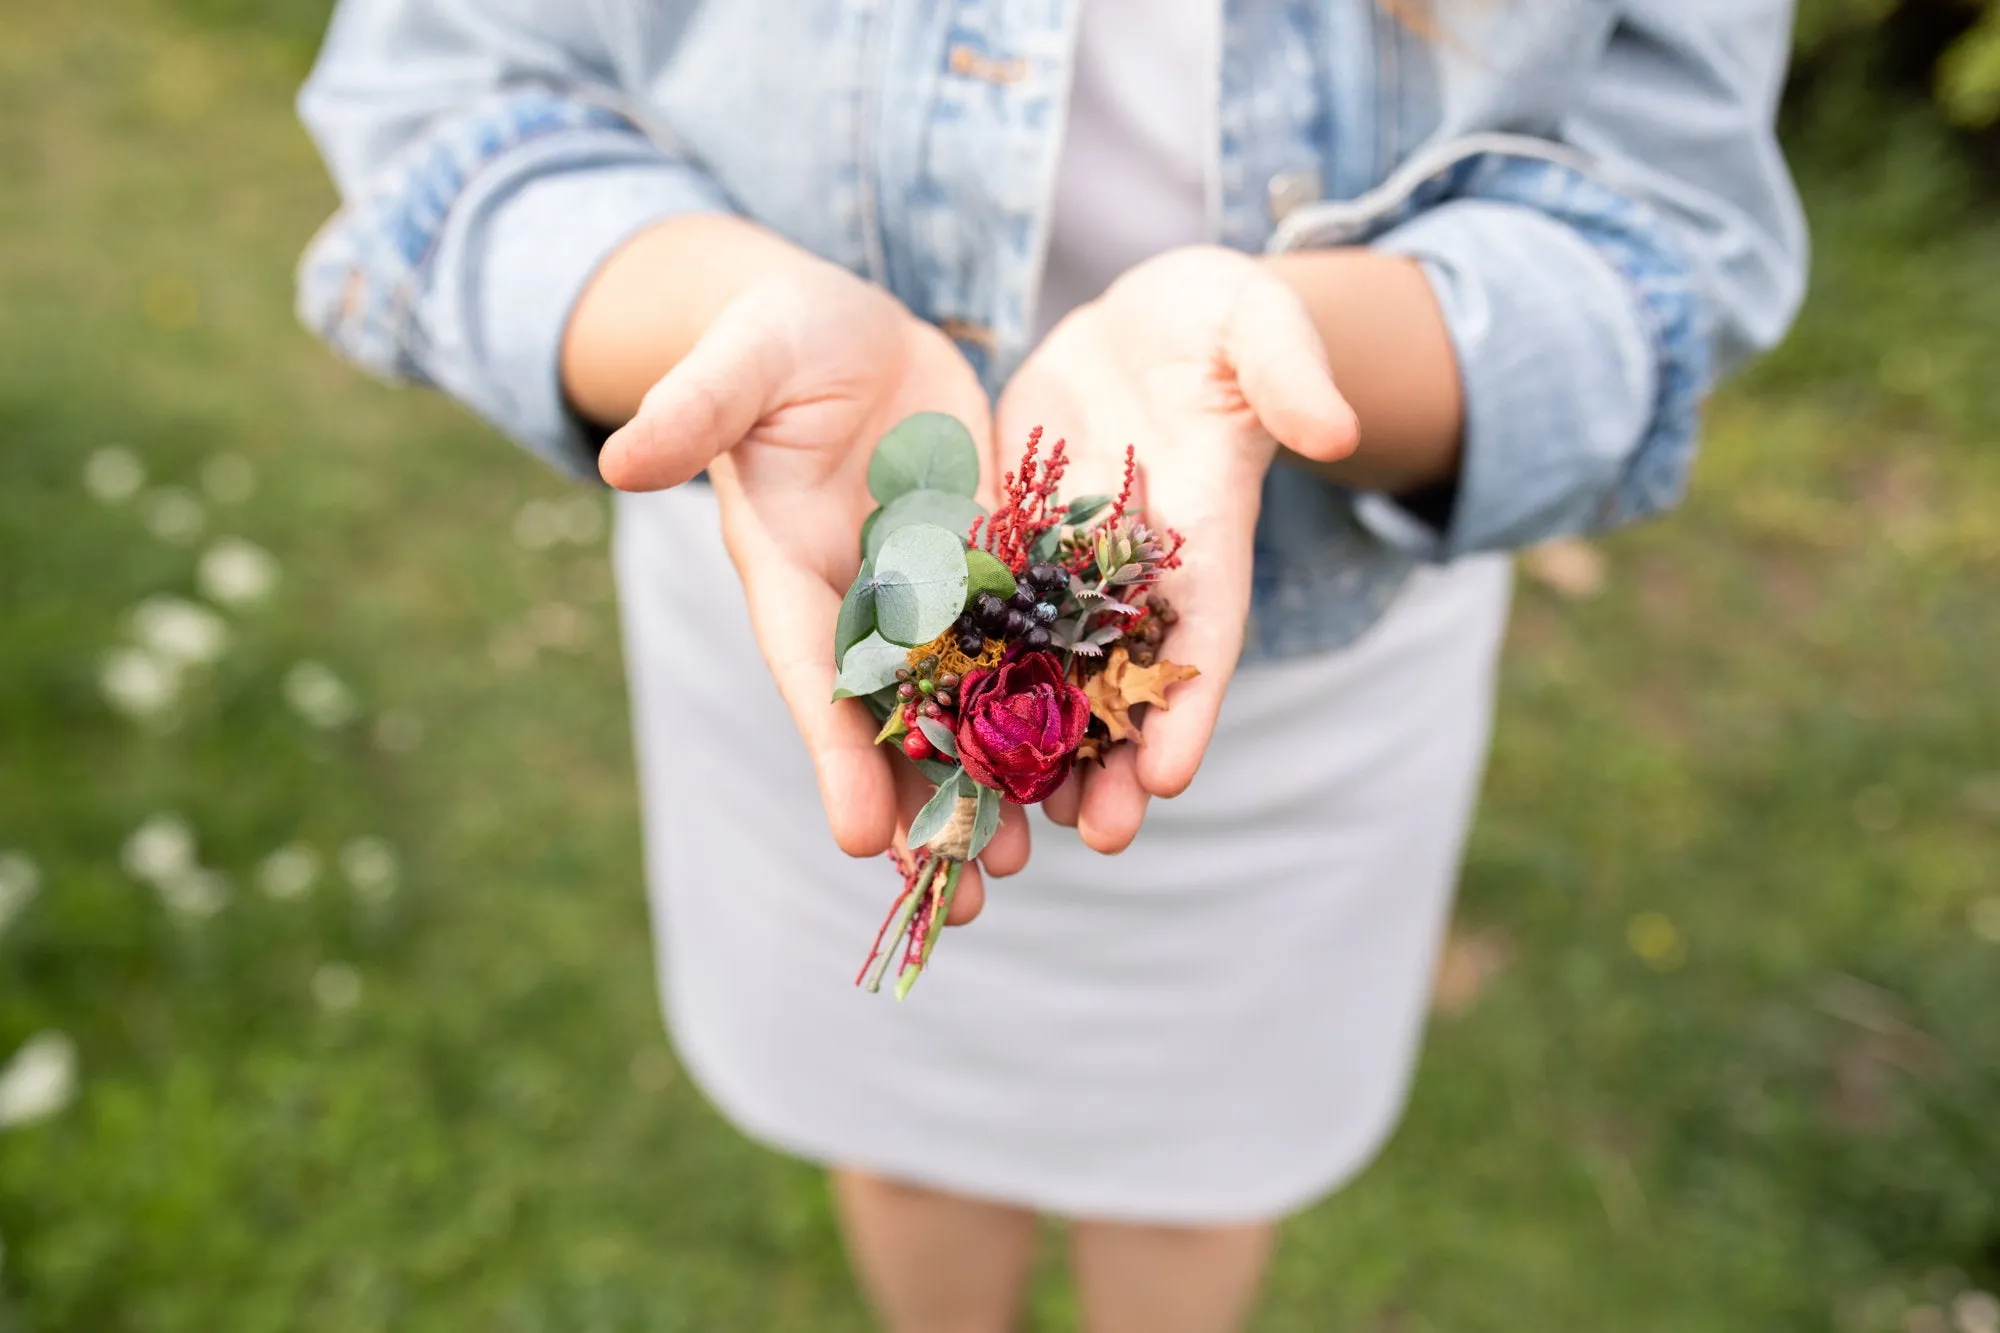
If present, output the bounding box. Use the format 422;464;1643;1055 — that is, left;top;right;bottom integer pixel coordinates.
599;286;794;491
1077;742;1150;854
1131;509;1253;800
1042;771;1082;828
1224;279;1359;464
947;860;986;926
977;798;1031;877
722;489;900;858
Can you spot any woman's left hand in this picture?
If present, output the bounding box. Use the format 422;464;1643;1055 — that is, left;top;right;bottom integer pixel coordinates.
995;245;1360;852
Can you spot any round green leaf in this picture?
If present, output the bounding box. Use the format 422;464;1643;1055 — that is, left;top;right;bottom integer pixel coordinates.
872;524;970;646
834;560;877;666
832;633;907;700
868;413;980;504
963;547;1017;604
858;506;884;556
864;488;985;561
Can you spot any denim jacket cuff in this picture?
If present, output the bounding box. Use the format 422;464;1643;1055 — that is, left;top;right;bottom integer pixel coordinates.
1360;197;1669;558
297;88;734;480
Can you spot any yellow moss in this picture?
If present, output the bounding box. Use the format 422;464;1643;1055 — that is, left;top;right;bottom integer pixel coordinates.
907;629;1004;680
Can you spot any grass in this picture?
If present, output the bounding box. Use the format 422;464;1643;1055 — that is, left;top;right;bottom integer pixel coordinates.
0;3;1995;1329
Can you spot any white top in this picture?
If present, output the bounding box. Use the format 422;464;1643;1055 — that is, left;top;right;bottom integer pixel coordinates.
1033;0;1217;340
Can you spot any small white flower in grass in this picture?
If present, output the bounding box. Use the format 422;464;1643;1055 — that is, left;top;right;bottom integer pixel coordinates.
197;537;279;608
143;487;207;545
0;852;41;937
312;962;362;1013
256;843;320;901
122;814;196;884
200;453;256;504
529;601;589;651
513;499;563;551
157;867;230;918
130;595;228;667
557;494;605;545
372;709;424;754
1954;1290;2000;1333
99;646;179;719
83;446;145;504
0;1032;78;1129
284;661;360;729
1971;898;2000;946
340;837;399;905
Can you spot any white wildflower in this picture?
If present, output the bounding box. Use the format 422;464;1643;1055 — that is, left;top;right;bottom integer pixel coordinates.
0;851;41;936
1971;897;2000;946
312;962;362;1013
339;837;399;905
130;595;228;667
371;710;424;754
121;814;196;884
200;453;256;504
557;494;605;545
83;446;145;504
98;646;180;719
512;498;563;551
529;601;589;651
197;537;279;608
143;487;207;545
1954;1290;2000;1333
284;661;360;729
256;842;321;902
0;1032;78;1129
157;867;230;918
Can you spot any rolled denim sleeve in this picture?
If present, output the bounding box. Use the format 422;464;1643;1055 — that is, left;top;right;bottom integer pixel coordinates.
295;0;731;479
1340;2;1808;559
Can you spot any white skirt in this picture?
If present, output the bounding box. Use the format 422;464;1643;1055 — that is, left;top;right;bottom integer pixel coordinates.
615;484;1512;1224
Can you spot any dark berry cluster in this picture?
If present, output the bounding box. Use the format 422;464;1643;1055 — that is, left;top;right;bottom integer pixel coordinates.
895;656;960;761
954;563;1069;655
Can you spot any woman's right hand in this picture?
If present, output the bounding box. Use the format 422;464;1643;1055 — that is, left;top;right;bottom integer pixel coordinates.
596;258;1024;921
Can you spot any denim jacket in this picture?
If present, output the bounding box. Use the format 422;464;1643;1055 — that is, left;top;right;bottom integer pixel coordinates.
296;0;1807;659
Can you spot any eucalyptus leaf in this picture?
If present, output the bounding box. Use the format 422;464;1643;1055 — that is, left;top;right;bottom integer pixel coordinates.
966;783;1002;860
906;778;962;851
865;488;985;561
963;547;1017;604
914;716;958;760
868;412;980;503
834;560;878;666
858;506;884;555
872;524;970;646
1029;527;1064;566
833;632;909;701
914;758;960;786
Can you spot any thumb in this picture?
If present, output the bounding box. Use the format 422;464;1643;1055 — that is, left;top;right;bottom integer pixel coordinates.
599;285;796;491
1223;277;1359;465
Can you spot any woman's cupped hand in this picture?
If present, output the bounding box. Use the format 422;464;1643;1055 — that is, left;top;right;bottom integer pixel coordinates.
598;244;1357;899
597;260;1025;924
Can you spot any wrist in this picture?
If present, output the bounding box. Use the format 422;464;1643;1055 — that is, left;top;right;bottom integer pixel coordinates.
561;214;828;427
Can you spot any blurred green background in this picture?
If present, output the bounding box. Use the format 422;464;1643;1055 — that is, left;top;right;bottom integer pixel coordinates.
2;1;1996;1329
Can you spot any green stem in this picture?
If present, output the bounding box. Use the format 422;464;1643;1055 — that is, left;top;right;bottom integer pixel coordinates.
894;860;961;1001
864;864;932;994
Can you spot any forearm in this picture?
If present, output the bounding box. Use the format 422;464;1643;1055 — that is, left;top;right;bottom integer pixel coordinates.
560;214;826;428
1262;249;1464;495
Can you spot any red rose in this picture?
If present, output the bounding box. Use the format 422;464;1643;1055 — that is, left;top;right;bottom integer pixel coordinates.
953;649;1091;804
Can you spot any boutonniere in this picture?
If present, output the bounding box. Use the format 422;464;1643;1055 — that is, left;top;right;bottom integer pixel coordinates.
832;416;1198;998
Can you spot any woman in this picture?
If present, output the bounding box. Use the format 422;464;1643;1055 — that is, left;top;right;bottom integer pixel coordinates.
295;2;1807;1328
